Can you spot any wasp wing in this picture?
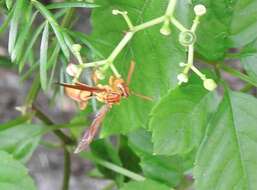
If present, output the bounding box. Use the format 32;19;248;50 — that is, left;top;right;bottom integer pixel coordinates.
74;104;110;153
57;82;106;93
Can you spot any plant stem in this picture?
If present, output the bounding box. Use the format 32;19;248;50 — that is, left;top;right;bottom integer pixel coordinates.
32;104;75;145
83;152;145;181
107;32;134;63
25;74;41;106
240;83;254;92
62;148;71;190
165;0;177;16
132;16;165;32
220;64;257;88
170;17;187;32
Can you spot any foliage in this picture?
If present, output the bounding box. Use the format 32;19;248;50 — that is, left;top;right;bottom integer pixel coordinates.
0;0;257;190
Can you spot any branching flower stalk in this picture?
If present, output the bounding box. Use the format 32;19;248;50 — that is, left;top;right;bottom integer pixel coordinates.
70;0;217;91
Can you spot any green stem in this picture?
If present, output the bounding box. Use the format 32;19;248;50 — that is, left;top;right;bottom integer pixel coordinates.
165;0;177;16
225;52;242;59
132;16;165;32
80;60;106;68
32;104;75;145
83;153;145;181
170;17;187;32
220;64;257;88
107;32;134;63
191;16;200;32
62;148;71;190
25;74;41;107
240;83;254;92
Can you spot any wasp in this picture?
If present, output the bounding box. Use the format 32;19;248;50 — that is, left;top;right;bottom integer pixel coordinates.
58;61;152;153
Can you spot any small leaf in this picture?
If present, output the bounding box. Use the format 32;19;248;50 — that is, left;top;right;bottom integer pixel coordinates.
32;0;70;60
5;0;13;10
12;7;36;62
90;139;124;185
149;84;218;155
19;22;45;72
194;91;257;190
120;179;171;190
128;129;184;187
0;151;36;190
46;2;99;9
0;115;30;132
8;0;26;55
229;0;257;46
0;7;14;35
40;22;49;90
0;123;42;162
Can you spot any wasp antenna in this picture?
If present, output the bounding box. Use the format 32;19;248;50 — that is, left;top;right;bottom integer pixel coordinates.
131;91;154;101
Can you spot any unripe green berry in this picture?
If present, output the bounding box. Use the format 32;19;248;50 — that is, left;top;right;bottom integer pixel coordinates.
194;4;207;16
203;79;217;91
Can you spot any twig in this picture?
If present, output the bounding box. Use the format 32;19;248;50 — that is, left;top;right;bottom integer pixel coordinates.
62;148;71;190
32;104;75;145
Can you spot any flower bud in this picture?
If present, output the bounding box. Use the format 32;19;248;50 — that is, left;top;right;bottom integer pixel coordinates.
194;4;207;16
177;73;188;84
203;79;217;91
66;63;79;77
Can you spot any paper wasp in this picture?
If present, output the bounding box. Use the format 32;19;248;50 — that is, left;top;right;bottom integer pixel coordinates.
58;61;152;153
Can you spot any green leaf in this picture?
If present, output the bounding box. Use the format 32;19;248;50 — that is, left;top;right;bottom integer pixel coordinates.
0;151;36;190
19;22;45;72
229;0;257;47
192;0;232;60
90;139;124;186
194;91;257;190
5;0;13;10
149;83;218;155
46;2;99;9
0;5;14;35
32;0;70;60
192;0;257;60
240;38;257;82
90;0;187;137
118;136;141;176
0;115;30;132
128;129;184;187
40;22;49;90
0;124;42;162
120;179;171;190
12;7;36;62
8;0;26;55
